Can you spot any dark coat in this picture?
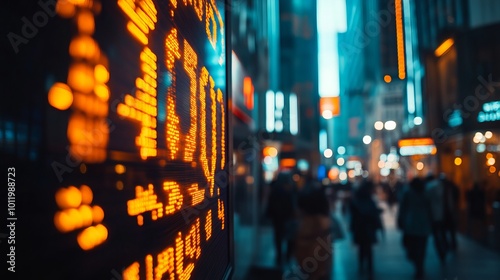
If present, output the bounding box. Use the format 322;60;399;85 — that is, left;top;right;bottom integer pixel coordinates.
349;193;383;245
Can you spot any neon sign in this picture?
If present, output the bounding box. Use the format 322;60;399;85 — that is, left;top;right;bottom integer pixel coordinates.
478;101;500;123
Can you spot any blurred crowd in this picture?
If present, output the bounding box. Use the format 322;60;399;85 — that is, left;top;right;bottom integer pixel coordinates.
263;168;500;280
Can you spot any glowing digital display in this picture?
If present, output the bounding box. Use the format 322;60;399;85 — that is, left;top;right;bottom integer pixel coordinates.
2;0;231;279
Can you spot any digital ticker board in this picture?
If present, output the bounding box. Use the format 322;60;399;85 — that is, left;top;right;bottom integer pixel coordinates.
1;0;232;279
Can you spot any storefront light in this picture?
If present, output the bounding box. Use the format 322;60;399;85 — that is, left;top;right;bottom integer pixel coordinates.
489;166;496;174
363;135;372;144
477;144;486;153
324;148;333;158
485;131;493;139
454;157;462;166
337;157;345;166
416;162;424;170
487;157;496;166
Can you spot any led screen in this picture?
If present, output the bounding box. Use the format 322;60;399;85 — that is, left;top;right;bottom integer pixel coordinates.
1;0;232;279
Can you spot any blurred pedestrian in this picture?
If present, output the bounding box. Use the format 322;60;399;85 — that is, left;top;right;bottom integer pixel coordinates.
398;177;433;280
382;169;404;215
266;172;298;266
425;174;449;263
294;183;332;280
349;180;384;279
466;181;487;239
439;173;459;251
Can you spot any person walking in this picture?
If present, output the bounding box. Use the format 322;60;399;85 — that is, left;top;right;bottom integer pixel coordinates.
266;172;297;266
439;173;459;251
425;174;449;263
398;177;433;280
349;180;384;279
293;184;332;280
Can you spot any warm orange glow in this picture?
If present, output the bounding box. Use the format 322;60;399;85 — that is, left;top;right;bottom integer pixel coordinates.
117;1;158;160
416;162;424;171
218;90;226;169
79;204;93;227
205;210;212;241
435;38;454;57
163;181;183;215
127;184;163;225
67;112;108;162
115;164;126;174
320;96;340;117
183;40;198;162
94;64;109;83
77;9;95;34
92;205;104;223
243;77;254;110
188;184;205;206
68;62;95;93
395;0;406;79
454;157;462;166
79;184;93;204
281;158;296;168
53;211;74;233
431;147;437;155
123;262;141;280
56;186;82;209
56;0;76;18
48;82;73;110
490;166;497;173
398;138;435;147
69;35;100;61
94;84;110;101
218;199;225;230
328;168;339;180
383;75;392;83
263;146;278;157
486;153;493;159
77;224;108;250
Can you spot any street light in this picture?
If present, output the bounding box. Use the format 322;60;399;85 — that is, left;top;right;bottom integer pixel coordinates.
384;120;397;130
374;121;384;130
363;135;372;145
323;148;333;158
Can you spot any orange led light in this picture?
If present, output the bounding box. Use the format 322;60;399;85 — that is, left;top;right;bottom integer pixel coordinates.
77;9;95;34
183;40;199;162
118;0;158;160
163;181;183;215
48;82;73;110
395;0;406;79
68;62;95;93
219;90;226;169
69;35;100;61
55;186;82;209
218;199;225;230
205;210;212;241
123;262;140;280
187;184;205;206
56;0;76;18
127;184;163;225
77;223;108;250
94;64;109;83
435;38;454;57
